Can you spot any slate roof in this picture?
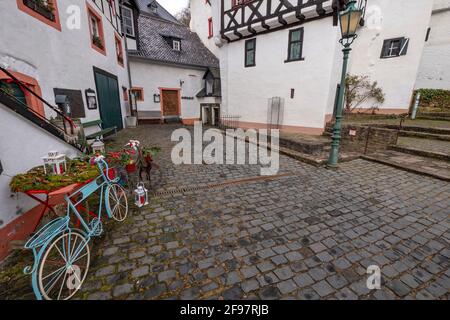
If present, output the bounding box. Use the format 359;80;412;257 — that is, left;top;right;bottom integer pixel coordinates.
134;0;179;23
129;14;219;69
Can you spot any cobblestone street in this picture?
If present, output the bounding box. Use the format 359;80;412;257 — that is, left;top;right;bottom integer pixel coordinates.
76;125;450;300
1;124;449;300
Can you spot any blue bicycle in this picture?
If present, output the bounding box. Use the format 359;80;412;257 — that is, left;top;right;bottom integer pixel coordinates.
24;157;128;300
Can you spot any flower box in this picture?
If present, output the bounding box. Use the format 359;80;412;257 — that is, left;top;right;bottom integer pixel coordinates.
23;0;55;21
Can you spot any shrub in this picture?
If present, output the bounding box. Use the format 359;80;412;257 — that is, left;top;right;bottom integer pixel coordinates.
345;74;385;114
415;89;450;110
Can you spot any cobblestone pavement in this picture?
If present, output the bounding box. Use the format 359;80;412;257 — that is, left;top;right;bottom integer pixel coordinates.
1;124;449;300
75;125;449;300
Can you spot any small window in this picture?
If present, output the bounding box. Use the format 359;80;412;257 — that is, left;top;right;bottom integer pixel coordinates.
115;34;124;66
245;39;256;67
87;4;106;54
381;37;409;58
131;88;144;101
206;79;213;95
121;6;135;37
122;87;128;101
17;0;61;30
173;40;181;51
208;18;213;39
286;27;304;62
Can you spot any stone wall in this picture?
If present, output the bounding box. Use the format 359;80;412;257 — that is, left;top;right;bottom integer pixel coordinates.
327;124;399;154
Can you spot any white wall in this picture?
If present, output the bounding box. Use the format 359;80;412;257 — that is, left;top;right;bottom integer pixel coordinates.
0;104;80;228
416;1;450;89
129;59;206;119
0;0;130;127
348;0;433;110
190;0;220;57
223;18;341;130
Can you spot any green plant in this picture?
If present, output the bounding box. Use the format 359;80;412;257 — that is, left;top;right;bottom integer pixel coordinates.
345;74;385;114
34;0;54;12
142;146;161;158
415;89;450;110
0;86;15;96
92;35;104;49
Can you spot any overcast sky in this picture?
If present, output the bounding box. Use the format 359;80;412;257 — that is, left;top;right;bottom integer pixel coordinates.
157;0;189;15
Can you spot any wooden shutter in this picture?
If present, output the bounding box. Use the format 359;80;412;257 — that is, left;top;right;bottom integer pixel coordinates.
399;38;409;56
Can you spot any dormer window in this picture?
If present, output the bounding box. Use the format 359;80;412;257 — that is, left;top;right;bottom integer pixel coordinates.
121;6;135;37
149;2;158;13
173;40;181;51
206;79;213;95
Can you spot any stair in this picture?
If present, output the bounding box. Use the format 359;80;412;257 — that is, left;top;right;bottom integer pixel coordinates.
0;87;83;152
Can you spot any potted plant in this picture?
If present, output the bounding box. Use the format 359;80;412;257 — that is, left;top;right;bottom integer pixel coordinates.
142;146;161;162
23;0;55;21
120;152;137;173
92;35;104;49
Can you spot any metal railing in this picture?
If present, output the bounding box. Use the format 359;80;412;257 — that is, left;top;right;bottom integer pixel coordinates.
0;66;76;136
218;114;241;129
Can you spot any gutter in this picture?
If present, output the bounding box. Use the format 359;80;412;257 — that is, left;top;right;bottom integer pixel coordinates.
119;0;135;117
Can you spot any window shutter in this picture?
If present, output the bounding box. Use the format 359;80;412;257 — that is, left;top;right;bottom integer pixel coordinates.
380;40;389;58
400;38;409;56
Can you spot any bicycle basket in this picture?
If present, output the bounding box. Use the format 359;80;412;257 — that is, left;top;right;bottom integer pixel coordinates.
24;216;70;249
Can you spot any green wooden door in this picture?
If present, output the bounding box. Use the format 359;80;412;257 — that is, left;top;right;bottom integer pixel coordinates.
94;68;123;131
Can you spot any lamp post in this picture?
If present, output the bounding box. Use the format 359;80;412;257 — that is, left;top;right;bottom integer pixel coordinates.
327;0;364;168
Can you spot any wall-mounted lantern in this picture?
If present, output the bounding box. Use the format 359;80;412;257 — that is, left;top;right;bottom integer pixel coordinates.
85;88;98;110
153;94;160;103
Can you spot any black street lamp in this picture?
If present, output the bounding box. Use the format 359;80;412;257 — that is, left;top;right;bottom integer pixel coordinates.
328;0;365;168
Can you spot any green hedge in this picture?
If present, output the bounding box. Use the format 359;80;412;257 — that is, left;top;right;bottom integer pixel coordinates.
415;89;450;110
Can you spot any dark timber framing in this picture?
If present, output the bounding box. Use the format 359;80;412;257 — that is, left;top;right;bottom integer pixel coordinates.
221;0;348;43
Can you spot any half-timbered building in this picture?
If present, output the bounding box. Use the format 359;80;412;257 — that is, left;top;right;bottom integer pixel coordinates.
191;0;435;134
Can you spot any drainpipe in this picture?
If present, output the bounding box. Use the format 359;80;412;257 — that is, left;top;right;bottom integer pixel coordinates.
119;0;135;118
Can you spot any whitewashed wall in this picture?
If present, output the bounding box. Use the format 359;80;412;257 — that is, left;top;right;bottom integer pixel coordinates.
0;0;129;228
223;17;341;131
0;0;130;128
348;0;433;111
416;0;450;89
0;104;80;228
190;0;221;57
129;59;206;120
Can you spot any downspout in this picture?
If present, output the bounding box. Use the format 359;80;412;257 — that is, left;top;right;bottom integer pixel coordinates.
119;0;135;118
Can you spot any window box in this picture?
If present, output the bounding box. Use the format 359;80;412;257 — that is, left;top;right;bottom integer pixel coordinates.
87;2;106;55
92;35;104;50
23;0;55;21
17;0;61;31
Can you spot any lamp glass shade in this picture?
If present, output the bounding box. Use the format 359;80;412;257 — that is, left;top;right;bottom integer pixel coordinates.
340;7;362;39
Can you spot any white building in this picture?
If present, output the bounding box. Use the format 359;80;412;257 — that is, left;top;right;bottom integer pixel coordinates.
191;0;436;134
416;0;450;90
0;0;130;259
122;0;221;125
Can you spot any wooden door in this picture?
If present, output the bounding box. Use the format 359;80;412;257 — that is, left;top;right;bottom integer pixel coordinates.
94;68;123;131
161;90;179;116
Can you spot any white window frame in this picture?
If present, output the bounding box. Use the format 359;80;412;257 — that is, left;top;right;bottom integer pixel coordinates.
173;40;181;51
121;6;135;37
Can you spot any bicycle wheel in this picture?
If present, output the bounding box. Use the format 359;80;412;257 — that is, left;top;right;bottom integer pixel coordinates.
106;183;128;222
37;231;90;300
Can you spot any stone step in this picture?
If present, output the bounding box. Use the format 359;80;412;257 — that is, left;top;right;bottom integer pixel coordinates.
418;112;450;117
363;151;450;182
398;130;450;141
416;115;450;121
388;145;450;162
374;124;450;135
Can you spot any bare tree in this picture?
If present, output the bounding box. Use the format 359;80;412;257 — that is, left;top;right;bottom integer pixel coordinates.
345;74;385;114
176;6;191;27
